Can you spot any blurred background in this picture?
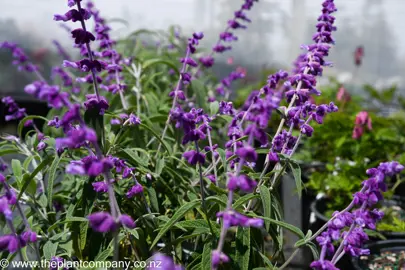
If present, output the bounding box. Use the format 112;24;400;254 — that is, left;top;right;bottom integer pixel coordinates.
0;0;404;98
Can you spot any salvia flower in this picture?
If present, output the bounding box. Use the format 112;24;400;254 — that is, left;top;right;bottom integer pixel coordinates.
146;253;183;270
1;96;27;122
311;161;404;267
0;42;38;72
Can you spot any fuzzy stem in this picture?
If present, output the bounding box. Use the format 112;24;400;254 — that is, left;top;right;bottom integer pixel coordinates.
206;128;218;186
155;47;191;157
278;248;300;270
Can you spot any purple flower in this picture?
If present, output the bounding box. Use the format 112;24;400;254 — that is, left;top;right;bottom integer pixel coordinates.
126;183;143;198
0;235;19;253
1;96;26;121
183;150;205;165
211;250;230;268
217;210;263;228
92;181;108;193
20;230;37;243
87;212;117;232
56;127;97;150
71;28;95;44
84;94;109;114
0;164;7;173
119;214;136;229
199;56;215;68
146;253;183;270
128;113;141;125
37;141;47;151
236;146;257;162
310;260;338;270
0;197;12;220
227;174;256;192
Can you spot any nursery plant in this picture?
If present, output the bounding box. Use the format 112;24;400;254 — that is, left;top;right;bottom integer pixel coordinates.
0;0;402;269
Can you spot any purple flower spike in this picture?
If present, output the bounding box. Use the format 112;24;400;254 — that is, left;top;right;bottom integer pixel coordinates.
88;212;118;232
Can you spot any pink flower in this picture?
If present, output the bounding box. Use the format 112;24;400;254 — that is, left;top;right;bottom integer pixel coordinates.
352;111;372;139
336;86;351;102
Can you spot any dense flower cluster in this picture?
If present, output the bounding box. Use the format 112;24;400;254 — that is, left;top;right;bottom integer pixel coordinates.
198;0;258;69
311;161;404;269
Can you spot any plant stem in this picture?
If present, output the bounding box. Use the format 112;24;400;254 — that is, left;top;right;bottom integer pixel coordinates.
278;248;300;270
206;128;218;186
155;47;191;157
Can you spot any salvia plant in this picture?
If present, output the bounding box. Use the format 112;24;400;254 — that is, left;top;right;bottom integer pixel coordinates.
0;0;403;269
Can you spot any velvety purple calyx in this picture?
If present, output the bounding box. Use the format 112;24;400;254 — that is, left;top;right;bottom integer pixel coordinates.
0;197;12;220
0;235;19;253
119;214;136;229
217;210;263;228
236;146;257;162
126;183;143;198
183;150;205;165
71;28;95;44
87;212;117;232
56;127;97;150
211;250;230;268
92;181;108;193
84;94;109;114
227;174;256;192
54;8;91;22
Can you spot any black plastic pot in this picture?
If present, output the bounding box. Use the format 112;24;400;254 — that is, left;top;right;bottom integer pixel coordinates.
351;240;405;270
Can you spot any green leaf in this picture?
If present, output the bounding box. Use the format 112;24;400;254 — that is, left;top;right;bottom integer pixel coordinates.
147;186;159;212
150;199;200;249
142;58;179;75
259;185;272;231
307;241;320;260
258;216;305;238
209;101;219;115
43;241;58;260
17;115;49;138
15;156;53;206
233;193;260;209
12;159;23;185
0;148;19;156
95;248;112;261
201;242;212;270
256;249;274;269
235;227;250;270
139;123;171;154
155;157;165;176
289;160;303;198
84;107;105;149
47;153;64;209
120;148;149;167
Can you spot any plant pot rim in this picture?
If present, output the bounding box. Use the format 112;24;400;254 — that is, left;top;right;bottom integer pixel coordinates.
311;196;405;237
351;239;405;270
